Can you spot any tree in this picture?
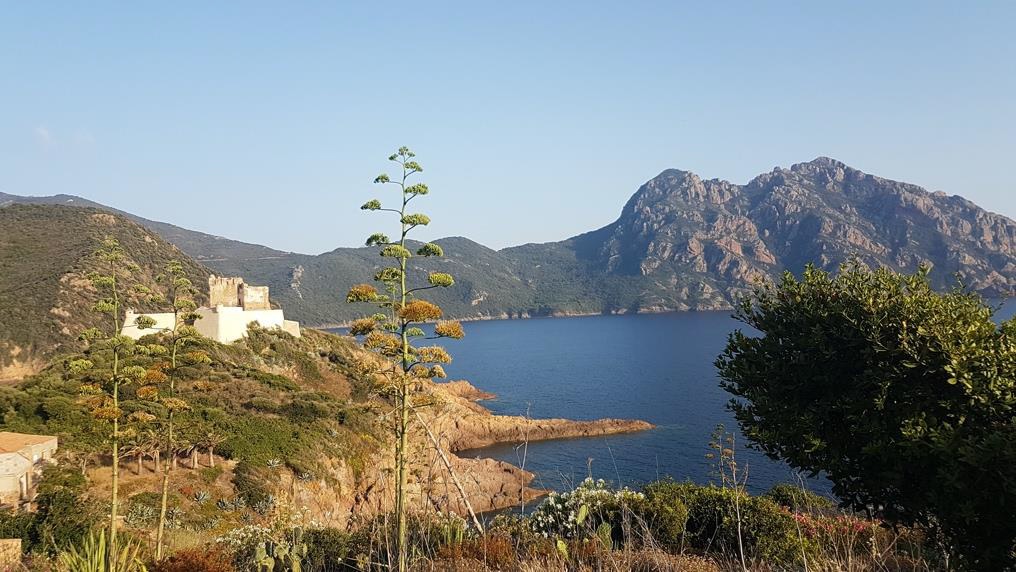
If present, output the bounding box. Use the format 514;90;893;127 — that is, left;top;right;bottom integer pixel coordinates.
198;431;225;468
346;146;464;572
151;260;201;560
716;263;1016;569
69;237;160;566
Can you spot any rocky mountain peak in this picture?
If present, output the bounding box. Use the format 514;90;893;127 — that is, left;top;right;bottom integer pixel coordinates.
584;159;1015;304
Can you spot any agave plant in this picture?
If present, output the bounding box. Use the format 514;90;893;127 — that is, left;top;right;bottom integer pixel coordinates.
193;490;211;505
58;529;148;572
253;494;276;515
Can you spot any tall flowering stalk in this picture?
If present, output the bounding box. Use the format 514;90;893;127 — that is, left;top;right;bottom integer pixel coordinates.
153;260;201;560
69;237;158;566
346;147;463;572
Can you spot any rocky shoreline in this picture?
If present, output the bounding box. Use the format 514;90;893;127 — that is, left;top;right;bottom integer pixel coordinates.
411;380;654;514
287;379;655;525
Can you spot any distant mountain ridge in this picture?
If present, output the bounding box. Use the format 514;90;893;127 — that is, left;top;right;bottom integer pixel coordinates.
3;158;1013;327
0;191;289;262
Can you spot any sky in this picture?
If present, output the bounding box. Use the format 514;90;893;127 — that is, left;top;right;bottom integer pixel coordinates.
2;2;1014;255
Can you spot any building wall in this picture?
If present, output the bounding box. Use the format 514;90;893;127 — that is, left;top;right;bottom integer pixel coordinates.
208;276;244;307
240;284;271;310
0;474;22;504
194;306;296;343
19;439;57;464
122;311;176;339
0;452;30;505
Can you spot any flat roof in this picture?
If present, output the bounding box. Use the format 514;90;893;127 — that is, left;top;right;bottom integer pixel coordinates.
0;432;57;454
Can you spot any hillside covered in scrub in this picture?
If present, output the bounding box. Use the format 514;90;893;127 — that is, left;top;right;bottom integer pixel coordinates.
0;204;210;381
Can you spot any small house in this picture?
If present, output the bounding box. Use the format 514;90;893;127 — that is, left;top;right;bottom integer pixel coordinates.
0;432;58;508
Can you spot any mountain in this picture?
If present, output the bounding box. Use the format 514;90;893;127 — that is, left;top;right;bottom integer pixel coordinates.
0;191;289;262
508;157;1016;312
0;204;210;380
3;158;1013;328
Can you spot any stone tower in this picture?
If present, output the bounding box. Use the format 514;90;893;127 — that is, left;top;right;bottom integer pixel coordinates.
208;275;272;310
208;276;244;307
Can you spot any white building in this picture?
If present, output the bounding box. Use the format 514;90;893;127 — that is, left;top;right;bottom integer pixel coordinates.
0;432;58;508
122;276;300;344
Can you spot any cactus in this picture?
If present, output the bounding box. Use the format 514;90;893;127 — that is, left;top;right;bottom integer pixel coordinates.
556;538;569;560
254;528;308;572
595;522;613;549
576;504;589;526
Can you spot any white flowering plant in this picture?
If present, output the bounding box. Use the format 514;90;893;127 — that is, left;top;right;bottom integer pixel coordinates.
529;478;645;540
215;524;275;568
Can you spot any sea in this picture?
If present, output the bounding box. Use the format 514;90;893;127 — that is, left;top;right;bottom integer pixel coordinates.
443;299;1016;497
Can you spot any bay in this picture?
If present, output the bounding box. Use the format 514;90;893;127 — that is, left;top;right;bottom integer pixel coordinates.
447;299;1016;496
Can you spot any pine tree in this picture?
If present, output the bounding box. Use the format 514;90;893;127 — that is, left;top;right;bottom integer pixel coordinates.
347;147;464;572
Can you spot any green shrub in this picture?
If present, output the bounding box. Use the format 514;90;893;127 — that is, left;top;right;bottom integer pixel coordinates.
303;527;352;571
764;484;835;513
283;398;332;423
638;482;690;549
200;465;224;484
530;478;646;542
2;465;100;556
642;482;810;565
232;462;273;506
248;370;299;392
717;264;1016;568
242;398;280;413
0;510;36;546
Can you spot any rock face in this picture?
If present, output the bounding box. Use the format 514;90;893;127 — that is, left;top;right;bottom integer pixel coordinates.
390;379;652;516
523;157;1015;311
287;380;654;524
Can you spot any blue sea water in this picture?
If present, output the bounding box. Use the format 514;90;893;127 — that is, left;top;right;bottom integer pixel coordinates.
442;299;1016;496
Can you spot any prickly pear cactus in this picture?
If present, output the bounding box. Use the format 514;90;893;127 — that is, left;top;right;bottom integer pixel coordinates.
254;529;308;572
255;542;275;572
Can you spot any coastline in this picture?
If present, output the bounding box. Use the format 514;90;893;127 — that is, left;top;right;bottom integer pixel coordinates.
322;379;656;522
312;305;736;331
415;380;654;514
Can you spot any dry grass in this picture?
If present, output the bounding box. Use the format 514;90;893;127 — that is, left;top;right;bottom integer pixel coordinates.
422;549;720;572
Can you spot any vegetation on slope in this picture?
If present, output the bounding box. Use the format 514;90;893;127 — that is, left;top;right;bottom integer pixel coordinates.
0;204;209;379
0;324;379;492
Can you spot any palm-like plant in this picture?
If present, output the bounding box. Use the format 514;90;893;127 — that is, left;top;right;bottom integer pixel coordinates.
198;431;226;468
58;529;148;572
120;436;146;476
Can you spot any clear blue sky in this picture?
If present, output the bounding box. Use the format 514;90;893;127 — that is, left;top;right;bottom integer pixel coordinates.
2;2;1014;254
